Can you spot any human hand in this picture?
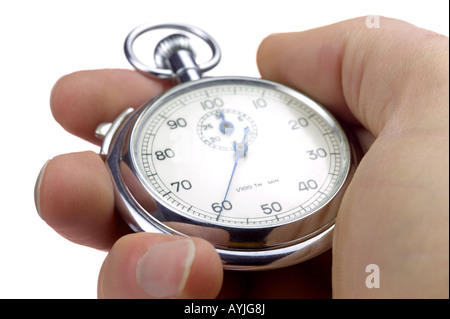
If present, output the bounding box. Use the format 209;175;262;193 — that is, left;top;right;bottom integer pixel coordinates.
35;17;448;298
257;16;448;298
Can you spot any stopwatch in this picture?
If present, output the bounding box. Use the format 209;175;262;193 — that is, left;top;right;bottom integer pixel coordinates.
96;23;359;270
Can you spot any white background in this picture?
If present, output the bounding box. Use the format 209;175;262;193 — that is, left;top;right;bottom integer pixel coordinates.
0;0;448;299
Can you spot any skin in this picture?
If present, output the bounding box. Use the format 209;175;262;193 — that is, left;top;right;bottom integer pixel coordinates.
36;17;448;298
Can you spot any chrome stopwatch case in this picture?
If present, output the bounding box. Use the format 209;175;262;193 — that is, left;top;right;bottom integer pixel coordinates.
96;24;358;270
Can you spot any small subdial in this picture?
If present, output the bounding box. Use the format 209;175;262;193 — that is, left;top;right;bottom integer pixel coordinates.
197;109;257;151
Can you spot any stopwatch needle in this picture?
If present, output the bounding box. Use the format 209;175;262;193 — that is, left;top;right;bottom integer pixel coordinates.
216;127;249;220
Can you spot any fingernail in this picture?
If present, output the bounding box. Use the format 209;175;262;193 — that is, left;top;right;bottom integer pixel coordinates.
136;239;195;298
34;160;50;218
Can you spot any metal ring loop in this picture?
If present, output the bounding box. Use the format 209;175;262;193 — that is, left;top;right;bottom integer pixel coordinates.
124;23;221;79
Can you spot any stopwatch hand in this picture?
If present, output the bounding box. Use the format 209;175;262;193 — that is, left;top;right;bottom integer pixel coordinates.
235;126;249;161
216;127;249;220
216;161;238;220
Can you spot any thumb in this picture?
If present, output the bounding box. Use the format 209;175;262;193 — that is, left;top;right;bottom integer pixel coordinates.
97;233;223;298
257;16;448;136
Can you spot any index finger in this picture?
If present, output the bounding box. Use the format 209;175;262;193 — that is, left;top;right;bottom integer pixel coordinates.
50;69;170;145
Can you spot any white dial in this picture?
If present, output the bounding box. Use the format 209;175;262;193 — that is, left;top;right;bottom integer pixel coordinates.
131;77;350;230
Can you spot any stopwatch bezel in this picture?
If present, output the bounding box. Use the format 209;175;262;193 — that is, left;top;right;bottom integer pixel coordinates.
103;76;356;269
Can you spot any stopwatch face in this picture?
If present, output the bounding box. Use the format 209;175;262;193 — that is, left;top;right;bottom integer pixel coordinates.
123;77;351;248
